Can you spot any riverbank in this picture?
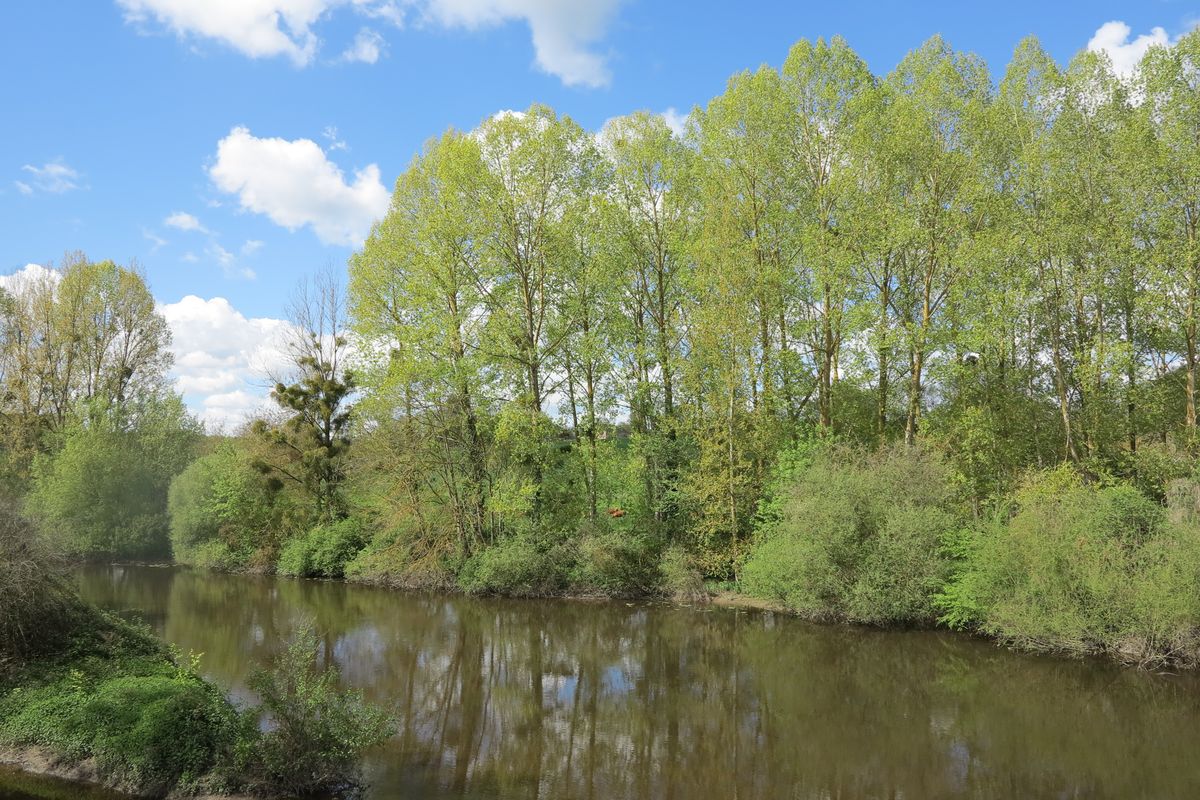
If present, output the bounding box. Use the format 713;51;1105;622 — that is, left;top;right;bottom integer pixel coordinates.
0;746;259;800
0;602;244;799
174;556;1200;673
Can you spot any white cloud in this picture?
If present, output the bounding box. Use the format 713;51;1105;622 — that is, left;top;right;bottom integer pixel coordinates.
143;229;169;252
205;241;256;280
209;242;234;266
114;0;624;87
16;160;82;194
341;27;384;63
116;0;403;66
181;251;199;263
660;107;687;137
422;0;623;87
241;239;265;255
0;263;60;293
158;295;296;430
118;0;328;65
322;125;348;151
164;210;208;233
1087;20;1183;78
209;126;389;247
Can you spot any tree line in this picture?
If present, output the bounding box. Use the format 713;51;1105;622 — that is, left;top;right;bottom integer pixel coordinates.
3;33;1200;643
342;30;1200;581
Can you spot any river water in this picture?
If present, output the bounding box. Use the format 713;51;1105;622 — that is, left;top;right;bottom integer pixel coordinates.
7;564;1200;799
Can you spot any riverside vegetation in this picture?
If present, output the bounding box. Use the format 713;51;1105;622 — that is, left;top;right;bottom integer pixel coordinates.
2;24;1200;726
0;501;392;797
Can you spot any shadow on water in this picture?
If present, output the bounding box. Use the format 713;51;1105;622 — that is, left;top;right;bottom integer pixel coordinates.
13;564;1199;799
0;765;130;800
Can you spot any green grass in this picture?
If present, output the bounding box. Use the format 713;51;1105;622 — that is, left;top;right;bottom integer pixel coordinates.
0;607;239;797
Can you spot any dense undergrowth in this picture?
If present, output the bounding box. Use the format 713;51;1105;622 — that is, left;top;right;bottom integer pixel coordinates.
741;441;1200;669
0;506;392;799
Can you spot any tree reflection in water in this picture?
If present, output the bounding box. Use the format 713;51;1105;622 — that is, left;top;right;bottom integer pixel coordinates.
77;565;1200;800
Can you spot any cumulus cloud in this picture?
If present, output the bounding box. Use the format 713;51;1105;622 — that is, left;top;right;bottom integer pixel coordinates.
164;210;208;232
1086;20;1192;78
421;0;624;87
118;0;325;65
15;160;82;194
0;263;60;293
116;0;625;87
158;295;296;430
209;126;389;247
341;27;384;62
116;0;406;65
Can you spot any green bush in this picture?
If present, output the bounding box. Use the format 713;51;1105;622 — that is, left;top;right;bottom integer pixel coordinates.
27;396;199;560
937;467;1200;666
0;614;239;797
659;544;706;602
458;535;572;596
0;504;81;670
167;441;279;568
569;523;660;596
741;443;960;625
238;626;393;797
277;518;367;579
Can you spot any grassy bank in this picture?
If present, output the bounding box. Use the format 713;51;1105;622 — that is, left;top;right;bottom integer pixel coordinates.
0;505;392;799
162;431;1200;672
0;606;240;798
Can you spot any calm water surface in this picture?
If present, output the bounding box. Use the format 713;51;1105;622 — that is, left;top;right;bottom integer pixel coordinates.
14;564;1200;799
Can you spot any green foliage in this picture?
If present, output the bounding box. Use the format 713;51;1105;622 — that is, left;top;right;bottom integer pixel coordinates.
938;468;1200;666
1117;443;1195;502
568;522;661;596
255;350;355;525
742;444;961;625
659;544;707;602
278;518;367;579
458;535;572;596
168;440;283;568
0;504;80;671
0;610;239;797
27;396;200;560
238;626;394;798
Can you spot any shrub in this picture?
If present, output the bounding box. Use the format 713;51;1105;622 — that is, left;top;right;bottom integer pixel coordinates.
660;544;706;602
457;535;571;596
0;613;239;796
238;626;393;797
569;522;660;596
937;467;1200;666
168;441;278;568
741;443;960;625
26;397;199;560
277;518;368;579
0;503;80;670
344;515;458;590
1119;442;1195;501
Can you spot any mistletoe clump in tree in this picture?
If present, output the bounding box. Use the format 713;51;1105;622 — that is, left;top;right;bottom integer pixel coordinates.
253;274;355;526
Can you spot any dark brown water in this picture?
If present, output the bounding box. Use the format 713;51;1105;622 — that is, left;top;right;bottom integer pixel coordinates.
9;564;1200;799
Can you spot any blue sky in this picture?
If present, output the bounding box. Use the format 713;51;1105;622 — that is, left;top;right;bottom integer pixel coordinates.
2;1;1197;428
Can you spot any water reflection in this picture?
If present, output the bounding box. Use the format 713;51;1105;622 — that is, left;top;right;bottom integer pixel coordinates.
76;565;1200;800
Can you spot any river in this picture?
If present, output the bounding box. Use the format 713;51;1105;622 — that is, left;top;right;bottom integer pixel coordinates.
5;564;1200;799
